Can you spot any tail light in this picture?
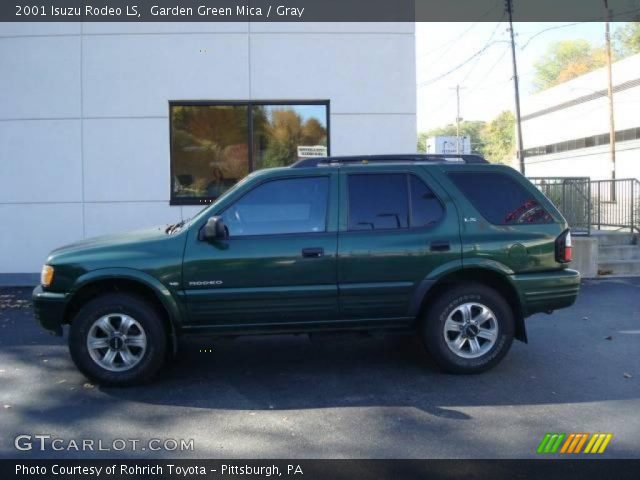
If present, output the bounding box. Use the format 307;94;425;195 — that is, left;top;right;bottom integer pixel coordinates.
555;229;572;263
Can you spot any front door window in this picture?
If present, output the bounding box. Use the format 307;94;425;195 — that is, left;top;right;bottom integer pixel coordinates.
221;176;330;236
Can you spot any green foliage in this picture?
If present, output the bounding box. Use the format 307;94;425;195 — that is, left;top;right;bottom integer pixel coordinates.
613;22;640;58
531;23;640;93
532;39;606;92
480;111;516;164
417;112;515;164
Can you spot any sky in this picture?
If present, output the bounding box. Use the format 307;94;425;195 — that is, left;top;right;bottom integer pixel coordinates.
415;21;623;132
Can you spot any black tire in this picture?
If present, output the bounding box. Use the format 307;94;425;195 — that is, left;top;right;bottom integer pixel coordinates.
68;293;167;387
420;283;514;374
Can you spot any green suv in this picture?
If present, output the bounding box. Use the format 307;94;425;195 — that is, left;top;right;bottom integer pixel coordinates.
32;155;580;386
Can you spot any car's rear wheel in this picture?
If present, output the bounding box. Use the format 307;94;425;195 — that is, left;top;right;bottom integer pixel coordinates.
420;283;514;374
68;293;166;386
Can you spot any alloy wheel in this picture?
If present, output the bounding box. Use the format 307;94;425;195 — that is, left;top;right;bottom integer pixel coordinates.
86;314;147;372
443;302;498;359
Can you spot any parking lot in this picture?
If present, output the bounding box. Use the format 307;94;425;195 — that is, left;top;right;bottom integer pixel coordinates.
0;278;638;459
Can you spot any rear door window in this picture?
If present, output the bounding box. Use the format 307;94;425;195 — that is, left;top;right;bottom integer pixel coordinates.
410;175;444;228
348;174;409;230
448;171;552;225
347;173;444;231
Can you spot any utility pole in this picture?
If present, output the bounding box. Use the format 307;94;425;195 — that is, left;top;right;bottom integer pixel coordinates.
506;0;525;174
451;84;465;153
604;0;616;185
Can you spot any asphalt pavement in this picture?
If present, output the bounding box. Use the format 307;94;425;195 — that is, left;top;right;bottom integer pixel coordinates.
0;278;638;459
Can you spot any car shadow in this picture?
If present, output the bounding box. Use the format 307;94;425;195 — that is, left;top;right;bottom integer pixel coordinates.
100;323;638;415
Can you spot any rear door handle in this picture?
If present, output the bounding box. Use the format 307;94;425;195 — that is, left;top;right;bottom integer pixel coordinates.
302;247;324;258
430;240;450;252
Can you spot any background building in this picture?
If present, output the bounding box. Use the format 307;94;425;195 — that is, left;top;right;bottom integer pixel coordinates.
0;22;417;282
521;53;640;180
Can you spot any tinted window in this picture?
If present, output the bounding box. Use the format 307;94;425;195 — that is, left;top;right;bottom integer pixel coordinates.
221;177;329;236
449;172;552;225
348;174;409;230
410;175;444;227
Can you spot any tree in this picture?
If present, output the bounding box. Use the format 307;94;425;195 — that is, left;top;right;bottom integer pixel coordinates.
417;120;485;153
258;109;327;168
480;111;515;164
301;117;328;146
532;40;606;92
613;22;640;58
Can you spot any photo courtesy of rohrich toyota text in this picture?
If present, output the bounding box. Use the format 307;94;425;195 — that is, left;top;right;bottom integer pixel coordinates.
0;0;639;479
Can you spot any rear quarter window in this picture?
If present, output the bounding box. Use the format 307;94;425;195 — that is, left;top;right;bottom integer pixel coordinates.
448;171;553;225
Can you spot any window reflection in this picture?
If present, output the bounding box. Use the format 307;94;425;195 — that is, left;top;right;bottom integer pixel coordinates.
253;105;328;170
170;103;329;204
171;105;249;200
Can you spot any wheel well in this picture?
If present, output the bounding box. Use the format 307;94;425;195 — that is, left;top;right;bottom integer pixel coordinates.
63;278;176;352
418;269;527;343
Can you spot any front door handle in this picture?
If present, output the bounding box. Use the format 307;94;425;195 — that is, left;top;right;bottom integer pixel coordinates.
430;240;450;252
302;247;324;258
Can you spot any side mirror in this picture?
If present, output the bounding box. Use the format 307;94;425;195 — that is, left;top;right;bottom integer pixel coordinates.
199;216;229;241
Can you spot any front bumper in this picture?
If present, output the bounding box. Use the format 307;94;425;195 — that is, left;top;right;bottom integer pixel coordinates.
32;285;68;336
511;268;581;317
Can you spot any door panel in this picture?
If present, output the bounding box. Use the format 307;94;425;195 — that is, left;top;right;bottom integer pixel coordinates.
337;169;461;321
183;234;337;325
182;173;339;327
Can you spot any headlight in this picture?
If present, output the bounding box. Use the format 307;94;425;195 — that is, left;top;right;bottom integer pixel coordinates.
41;265;54;287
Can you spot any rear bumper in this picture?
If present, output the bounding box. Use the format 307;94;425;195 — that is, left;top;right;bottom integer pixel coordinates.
511;269;581;317
32;285;68;336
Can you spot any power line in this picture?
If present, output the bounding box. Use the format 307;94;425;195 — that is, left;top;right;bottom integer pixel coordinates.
519;22;585;51
416;0;503;61
418;15;507;88
460;17;506;84
417;23;481;62
468;46;511;92
417;40;509;87
517;7;640;51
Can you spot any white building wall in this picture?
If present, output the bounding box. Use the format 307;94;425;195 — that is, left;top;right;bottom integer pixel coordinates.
521;53;640;180
0;22;416;276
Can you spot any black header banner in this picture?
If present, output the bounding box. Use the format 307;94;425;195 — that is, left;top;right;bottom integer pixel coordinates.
2;0;640;22
3;459;640;480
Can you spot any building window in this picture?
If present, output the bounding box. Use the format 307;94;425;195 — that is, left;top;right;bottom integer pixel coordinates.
170;101;329;205
523;126;640;158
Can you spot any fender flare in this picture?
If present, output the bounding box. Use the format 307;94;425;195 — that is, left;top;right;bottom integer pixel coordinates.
69;268;184;353
408;260;527;343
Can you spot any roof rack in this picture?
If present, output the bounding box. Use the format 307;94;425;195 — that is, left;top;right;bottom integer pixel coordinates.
290;154;488;168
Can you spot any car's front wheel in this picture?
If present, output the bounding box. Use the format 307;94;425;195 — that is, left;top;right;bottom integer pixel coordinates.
420;283;514;374
68;293;166;386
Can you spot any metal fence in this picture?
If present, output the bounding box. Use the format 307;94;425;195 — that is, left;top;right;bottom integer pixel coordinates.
529;177;591;235
591;178;639;233
530;177;640;235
